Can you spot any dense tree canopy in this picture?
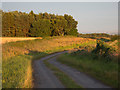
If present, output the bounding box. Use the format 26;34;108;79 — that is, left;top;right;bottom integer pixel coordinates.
2;10;78;37
29;19;52;37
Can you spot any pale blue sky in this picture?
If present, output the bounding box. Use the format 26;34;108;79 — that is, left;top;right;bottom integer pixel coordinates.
2;2;118;34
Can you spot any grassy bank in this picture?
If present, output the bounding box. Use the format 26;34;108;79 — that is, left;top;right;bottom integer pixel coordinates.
57;52;118;88
43;58;82;88
2;36;96;88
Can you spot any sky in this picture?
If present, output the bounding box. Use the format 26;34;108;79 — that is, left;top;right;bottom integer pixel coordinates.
1;2;118;34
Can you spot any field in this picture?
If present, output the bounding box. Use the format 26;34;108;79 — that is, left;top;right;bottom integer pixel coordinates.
2;36;96;88
1;37;42;44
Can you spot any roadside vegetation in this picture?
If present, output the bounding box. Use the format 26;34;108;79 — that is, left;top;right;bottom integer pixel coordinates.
2;36;96;88
57;39;119;88
43;58;82;88
2;55;32;88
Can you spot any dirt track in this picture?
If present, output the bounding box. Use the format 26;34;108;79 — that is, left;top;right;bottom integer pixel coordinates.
33;51;111;88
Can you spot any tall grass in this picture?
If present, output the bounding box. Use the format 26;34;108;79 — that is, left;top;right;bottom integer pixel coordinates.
2;36;96;88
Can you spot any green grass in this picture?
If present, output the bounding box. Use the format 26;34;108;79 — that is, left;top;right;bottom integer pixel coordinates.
43;58;82;88
57;53;118;88
2;55;32;88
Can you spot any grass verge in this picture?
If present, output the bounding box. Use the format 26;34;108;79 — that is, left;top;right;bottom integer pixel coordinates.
2;55;32;88
23;60;33;88
43;58;82;88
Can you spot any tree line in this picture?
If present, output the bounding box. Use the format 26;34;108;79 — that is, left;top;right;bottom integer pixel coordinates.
78;33;119;41
78;33;111;38
2;10;78;37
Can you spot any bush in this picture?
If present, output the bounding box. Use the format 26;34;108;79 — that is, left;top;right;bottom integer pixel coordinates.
110;35;118;41
92;40;111;62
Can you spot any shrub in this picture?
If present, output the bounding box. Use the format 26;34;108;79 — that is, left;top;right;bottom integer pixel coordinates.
110;35;118;41
92;40;111;62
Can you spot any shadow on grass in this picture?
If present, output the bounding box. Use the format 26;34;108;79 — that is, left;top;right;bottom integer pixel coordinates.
26;49;48;60
97;38;110;42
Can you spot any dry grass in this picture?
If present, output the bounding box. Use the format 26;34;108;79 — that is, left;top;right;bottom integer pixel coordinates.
23;60;33;88
106;40;119;56
1;37;42;44
96;37;111;40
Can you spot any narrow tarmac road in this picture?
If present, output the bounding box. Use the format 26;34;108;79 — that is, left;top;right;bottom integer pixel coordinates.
33;51;111;88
